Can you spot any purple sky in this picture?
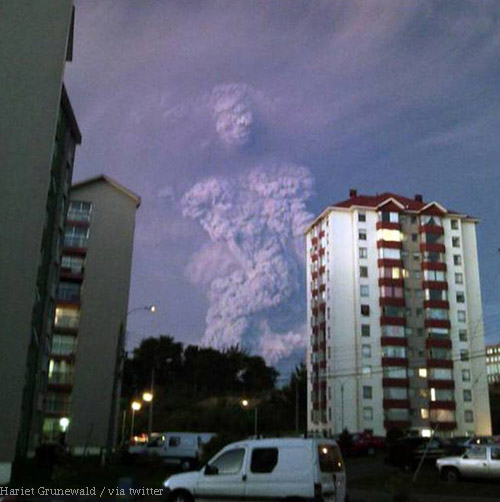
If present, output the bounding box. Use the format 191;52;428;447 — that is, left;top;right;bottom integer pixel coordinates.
65;0;500;377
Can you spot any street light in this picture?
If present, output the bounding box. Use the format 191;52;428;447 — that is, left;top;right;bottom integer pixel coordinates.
130;401;142;438
105;304;156;462
142;391;154;439
241;399;258;436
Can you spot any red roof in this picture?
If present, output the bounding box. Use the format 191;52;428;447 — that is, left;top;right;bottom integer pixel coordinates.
333;192;467;216
334;192;426;210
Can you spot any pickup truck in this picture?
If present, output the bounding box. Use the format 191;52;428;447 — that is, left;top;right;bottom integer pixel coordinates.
436;445;500;481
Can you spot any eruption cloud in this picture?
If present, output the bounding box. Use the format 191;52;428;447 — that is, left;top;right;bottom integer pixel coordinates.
181;164;314;363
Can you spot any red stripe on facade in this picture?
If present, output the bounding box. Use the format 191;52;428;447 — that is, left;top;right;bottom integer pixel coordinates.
384;420;411;429
428;379;455;389
382;378;410;387
429;401;456;410
422;281;448;290
423;300;449;309
379;298;405;307
427;359;453;369
62;247;86;256
380;316;406;326
419;225;444;235
420;243;445;253
378;259;404;268
382;357;408;367
377;240;402;249
425;319;451;329
381;337;407;347
426;338;452;349
421;262;447;271
383;399;410;409
378;278;404;287
376;221;400;230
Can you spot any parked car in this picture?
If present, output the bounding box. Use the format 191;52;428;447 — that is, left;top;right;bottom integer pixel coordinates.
437;445;500;481
385;436;452;470
163;437;347;502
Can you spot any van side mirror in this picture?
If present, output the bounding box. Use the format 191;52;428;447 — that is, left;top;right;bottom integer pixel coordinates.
204;464;219;476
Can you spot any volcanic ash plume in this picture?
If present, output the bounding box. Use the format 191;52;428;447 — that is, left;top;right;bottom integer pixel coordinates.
181;164;314;362
210;83;255;148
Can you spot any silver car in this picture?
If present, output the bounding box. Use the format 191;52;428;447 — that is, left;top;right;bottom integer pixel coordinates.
436;445;500;482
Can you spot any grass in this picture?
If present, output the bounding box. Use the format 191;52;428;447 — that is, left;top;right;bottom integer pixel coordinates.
346;454;500;500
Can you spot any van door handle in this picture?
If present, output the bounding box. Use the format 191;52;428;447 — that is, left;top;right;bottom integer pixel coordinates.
242;475;247;482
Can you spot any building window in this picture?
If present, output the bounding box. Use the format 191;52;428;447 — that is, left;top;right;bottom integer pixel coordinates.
460;350;469;361
463;389;472;402
361;324;370;337
455;273;464;284
64;225;90;248
358;213;366;222
359;230;367;240
462;369;471;382
383;346;406;358
452;237;460;248
362;344;371;358
363;386;372;399
412;252;420;261
456;292;465;303
413;271;422;280
362;366;372;376
54;306;80;329
412;233;418;242
360;266;368;278
457;310;466;322
465;410;474;423
360;285;370;297
56;282;81;302
459;329;468;342
51;334;77;356
420;408;429;419
359;247;368;259
451;219;459;230
328;347;331;359
454;255;462;266
361;305;370;316
411;216;417;224
67;200;92;222
363;407;373;420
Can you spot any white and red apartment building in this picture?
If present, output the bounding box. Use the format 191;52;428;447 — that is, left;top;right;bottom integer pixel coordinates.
306;190;492;438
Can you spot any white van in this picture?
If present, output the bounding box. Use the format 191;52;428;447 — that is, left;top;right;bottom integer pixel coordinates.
163;437;347;502
130;432;215;469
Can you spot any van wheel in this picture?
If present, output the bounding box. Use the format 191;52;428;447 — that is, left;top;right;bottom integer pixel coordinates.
442;467;460;483
169;489;193;502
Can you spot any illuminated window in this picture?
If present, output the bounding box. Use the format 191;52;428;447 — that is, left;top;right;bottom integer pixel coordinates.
420;408;429;419
377;229;402;242
54;307;80;329
418;368;428;378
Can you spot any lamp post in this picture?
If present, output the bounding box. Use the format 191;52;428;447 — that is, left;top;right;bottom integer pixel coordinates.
241;399;258;436
130;401;142;439
105;305;156;463
142;391;154;439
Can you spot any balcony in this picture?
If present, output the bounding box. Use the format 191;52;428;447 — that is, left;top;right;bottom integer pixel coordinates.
382;378;410;387
382;357;408;367
380;316;406;326
428;379;455;390
383;399;411;409
381;337;407;347
420;243;445;253
48;372;74;386
63;236;88;249
427;359;453;369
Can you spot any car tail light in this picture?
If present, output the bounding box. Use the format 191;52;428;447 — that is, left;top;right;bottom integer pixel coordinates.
314;483;323;501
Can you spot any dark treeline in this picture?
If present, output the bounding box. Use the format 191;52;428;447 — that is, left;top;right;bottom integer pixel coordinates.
121;335;307;438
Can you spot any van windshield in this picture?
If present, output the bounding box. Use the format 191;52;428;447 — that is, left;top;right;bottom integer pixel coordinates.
318;444;343;473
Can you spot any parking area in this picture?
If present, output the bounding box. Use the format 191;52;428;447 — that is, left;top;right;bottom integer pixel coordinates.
346;454;500;502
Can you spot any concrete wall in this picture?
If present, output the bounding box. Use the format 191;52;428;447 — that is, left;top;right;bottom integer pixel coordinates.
68;181;138;450
0;0;73;483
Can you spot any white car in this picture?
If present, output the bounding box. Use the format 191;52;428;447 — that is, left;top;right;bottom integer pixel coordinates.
163;437;347;502
436;445;500;482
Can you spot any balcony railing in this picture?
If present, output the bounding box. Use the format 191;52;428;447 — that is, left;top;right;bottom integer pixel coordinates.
48;372;74;385
63;236;88;248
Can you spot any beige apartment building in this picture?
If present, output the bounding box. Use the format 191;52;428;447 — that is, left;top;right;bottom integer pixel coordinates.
42;176;140;454
306;190;491;438
0;0;79;484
